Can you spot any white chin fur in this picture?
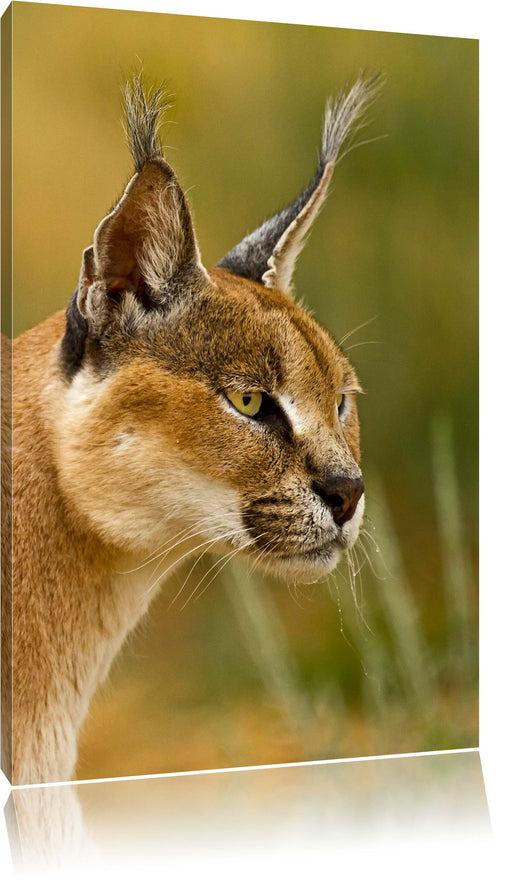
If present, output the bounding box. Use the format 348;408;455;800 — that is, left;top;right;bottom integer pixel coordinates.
267;546;342;581
255;493;365;581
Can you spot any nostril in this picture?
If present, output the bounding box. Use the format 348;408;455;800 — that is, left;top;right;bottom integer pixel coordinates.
312;475;364;527
325;492;345;510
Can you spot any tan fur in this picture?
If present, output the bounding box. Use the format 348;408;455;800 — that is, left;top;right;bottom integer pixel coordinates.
3;84;371;784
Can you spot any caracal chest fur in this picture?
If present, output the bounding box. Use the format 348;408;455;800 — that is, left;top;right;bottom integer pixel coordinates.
7;76;379;784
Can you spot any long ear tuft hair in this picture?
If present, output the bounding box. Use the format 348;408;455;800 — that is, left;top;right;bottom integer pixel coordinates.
321;73;382;165
217;73;383;293
73;75;209;342
123;75;172;173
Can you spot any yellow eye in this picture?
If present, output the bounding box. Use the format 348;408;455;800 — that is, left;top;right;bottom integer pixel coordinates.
336;393;346;416
226;390;263;417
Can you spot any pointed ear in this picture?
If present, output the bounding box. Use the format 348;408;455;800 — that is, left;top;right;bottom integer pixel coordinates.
77;77;210;329
217;74;382;294
77;157;209;328
262;164;334;292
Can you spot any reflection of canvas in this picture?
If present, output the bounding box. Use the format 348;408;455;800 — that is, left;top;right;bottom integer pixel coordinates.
1;3;478;786
6;752;490;871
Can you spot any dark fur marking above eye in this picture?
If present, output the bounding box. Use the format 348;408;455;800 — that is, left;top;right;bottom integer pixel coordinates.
246;393;293;438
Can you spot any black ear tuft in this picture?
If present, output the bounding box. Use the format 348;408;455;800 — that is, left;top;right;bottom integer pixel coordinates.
217;74;382;293
217;167;324;285
123;75;171;173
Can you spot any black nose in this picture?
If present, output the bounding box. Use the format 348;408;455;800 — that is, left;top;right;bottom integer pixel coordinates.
312;473;365;527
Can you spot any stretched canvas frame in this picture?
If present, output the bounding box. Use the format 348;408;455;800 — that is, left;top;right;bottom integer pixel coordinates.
1;1;478;792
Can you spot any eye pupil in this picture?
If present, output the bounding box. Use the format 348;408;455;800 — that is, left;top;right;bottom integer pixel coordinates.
225;389;263;418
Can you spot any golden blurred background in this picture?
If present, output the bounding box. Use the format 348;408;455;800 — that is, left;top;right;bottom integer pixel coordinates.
10;2;478;779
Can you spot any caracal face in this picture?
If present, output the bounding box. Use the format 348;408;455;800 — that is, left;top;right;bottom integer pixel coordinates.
53;268;364;581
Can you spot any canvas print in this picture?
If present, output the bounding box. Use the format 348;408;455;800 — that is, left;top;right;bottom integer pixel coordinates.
1;2;478;786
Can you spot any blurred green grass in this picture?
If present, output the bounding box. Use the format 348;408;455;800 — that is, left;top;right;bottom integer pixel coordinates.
10;3;477;778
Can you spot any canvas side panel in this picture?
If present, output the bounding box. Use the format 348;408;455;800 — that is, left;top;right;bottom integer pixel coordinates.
1;3;13;784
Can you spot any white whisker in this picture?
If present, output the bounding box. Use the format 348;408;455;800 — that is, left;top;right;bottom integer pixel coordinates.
338;314;378;348
140;528;247;603
117;514;238;574
180;534;266;610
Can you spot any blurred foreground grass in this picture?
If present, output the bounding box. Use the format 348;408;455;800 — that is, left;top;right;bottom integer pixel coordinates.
77;412;477;778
